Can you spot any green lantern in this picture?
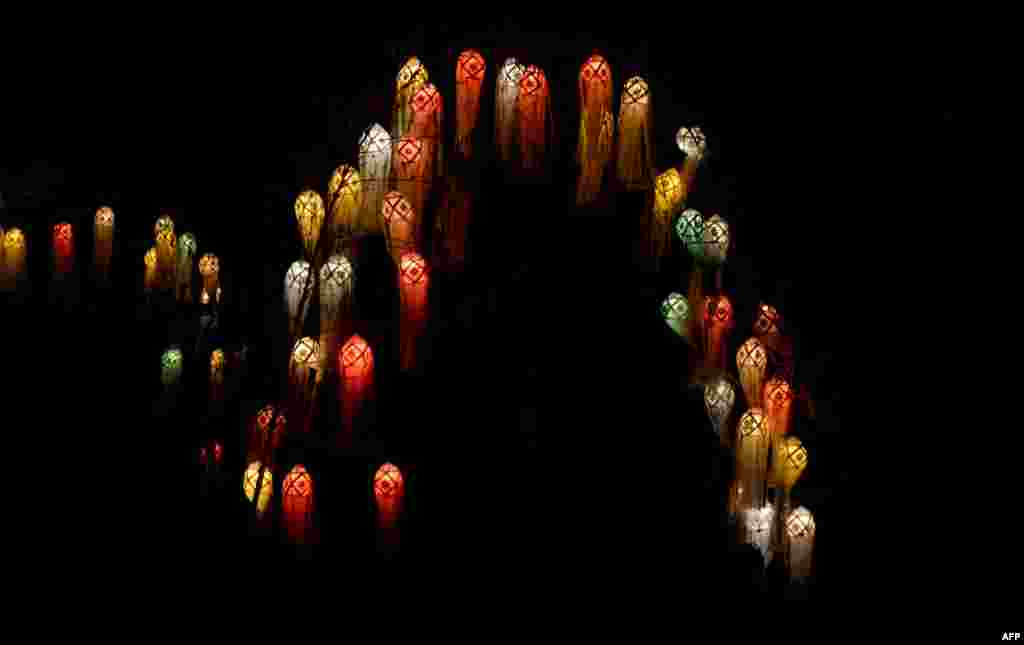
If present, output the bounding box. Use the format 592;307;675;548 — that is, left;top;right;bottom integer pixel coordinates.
675;208;704;259
161;347;184;386
660;292;690;340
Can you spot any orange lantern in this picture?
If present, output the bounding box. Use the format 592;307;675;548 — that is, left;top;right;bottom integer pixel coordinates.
704;294;734;372
763;375;794;436
455;49;486;158
398;252;429;372
410;83;443;180
282;464;315;543
616;76;653;191
339;334;374;435
143;247;158;292
393;56;429;141
1;228;27;293
93;207;114;285
198;253;220;297
393;136;428;225
155;229;176;288
518;65;552;172
374;462;405;518
381;191;418;266
209;348;225;403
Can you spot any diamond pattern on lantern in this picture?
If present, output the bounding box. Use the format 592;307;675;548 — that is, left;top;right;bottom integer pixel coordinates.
676;126;707;160
705;295;734;325
785;506;815;538
739;408;767;438
4;229;25;249
374;462;404;499
292;337;320;367
400;252;427;285
256;405;287;434
457;50;486;81
656;168;683;203
283;465;313;498
705;377;736;418
520;66;546;97
198;254;219;277
660;292;688;320
360;123;392;156
156;229;176;248
328;165;361;205
382;192;414;224
177;233;197;256
703;214;729;262
341;335;373;370
294;190;325;226
623;76;649;104
501;59;524;85
95;207;114;227
53;222;73;242
765;377;793;408
396;137;423;164
397;57;428;89
737;337;767;370
155;215;174;237
412;84;441;114
581;54;610;82
320;254;353;288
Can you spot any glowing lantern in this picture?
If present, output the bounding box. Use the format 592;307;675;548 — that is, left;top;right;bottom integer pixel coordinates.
284;259;313;341
282;464;314;543
704;375;737;444
155;229;176;288
518;65;552;172
1;228;26;292
52;222;74;275
339;334;374;435
208;348;225;403
763;376;794;436
294;190;325;262
290;337;321;428
358;124;392;235
455;49;486;158
175;233;197;303
741;502;776;566
243;461;273;518
199;440;224;471
398;252;429;372
616;76;654;191
660;292;690;341
676;126;706;194
576;54;613;205
381;191;418;266
410;83;444;180
393;136;428;225
737;337;768;409
198;253;220;299
676;208;704;259
435;173;473;272
785;506;815;581
94;207;114;286
703;294;734;372
393;56;429;141
374;462;404;515
651;168;684;262
154;214;174;238
702;214;729;288
250;404;287;464
326;165;363;253
771;435;807;493
94;206;114;230
161;347;184;387
736;408;769;515
319;254;355;373
143;247;158;292
496;58;524;163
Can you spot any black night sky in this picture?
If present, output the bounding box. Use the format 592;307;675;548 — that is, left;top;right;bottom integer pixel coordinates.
1;22;860;615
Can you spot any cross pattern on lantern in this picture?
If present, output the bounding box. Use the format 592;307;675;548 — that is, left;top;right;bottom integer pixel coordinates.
53;223;73;241
705;295;734;325
520;66;546;98
580;54;610;83
397;57;428;91
739;408;767;438
157;230;176;248
623;76;649;104
676;126;707;160
321;255;353;288
396;137;424;165
198;254;219;276
328;165;361;205
155;215;174;237
738;338;767;370
703;215;729;260
374;463;403;499
4;229;24;249
781;437;808;473
457;50;486;82
765;377;794;409
661;293;688;321
755;304;782;336
292;337;320;366
501;59;524;86
341;335;373;369
705;377;736;415
283;465;313;498
412;84;442;116
360;124;392;157
295;190;326;226
286;260;312;292
785;506;815;538
95;207;114;227
656;169;683;202
400;252;427;285
382;192;414;224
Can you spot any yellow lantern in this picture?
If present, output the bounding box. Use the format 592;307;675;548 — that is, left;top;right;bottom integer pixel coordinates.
294;190;326;261
737;337;768;409
327;165;363;250
393;56;429;141
736;408;769;514
771;435;808;493
243;461;273;517
650;168;684;262
198;253;220;298
616;76;653;191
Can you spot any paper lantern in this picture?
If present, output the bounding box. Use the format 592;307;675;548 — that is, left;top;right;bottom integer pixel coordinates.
676;208;704;259
161;347;184;387
771;435;807;493
435;172;473;271
742;502;776;566
736;408;769;514
577;54;613;197
374;462;404;514
290;337;321;419
737;337;768;408
660;292;690;340
52;222;74;275
410;83;444;179
381;191;418;266
284;260;313;340
155;229;176;288
704;295;734;372
676;126;706;195
704;375;736;443
358;124;392;234
702;214;729;267
785;506;815;581
455;49;486;158
250;404;287;463
95;207;114;230
651;168;684;260
327;165;363;251
754;303;783;338
518;65;552;172
143;247;158;292
243;461;273;518
398;252;429;372
294;190;326;261
199;441;224;470
176;233;197;303
4;228;25;251
210;348;225;384
763;375;794;436
496;58;525;163
616;76;654;191
393;56;429;141
282;464;314;543
198;253;220;297
393;137;428;224
154;214;174;237
576;108;614;206
339;334;374;435
1;228;26;291
319;254;355;373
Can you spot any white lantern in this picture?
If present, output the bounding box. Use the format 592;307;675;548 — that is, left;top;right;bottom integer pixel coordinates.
319;254;355;372
284;260;313;341
785;506;815;582
358;123;392;234
495;58;524;163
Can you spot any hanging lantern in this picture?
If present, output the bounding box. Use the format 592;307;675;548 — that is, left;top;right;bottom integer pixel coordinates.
155;229;176;288
198;253;220;298
294;190;326;262
94;206;114;231
435;172;473;272
282;464;315;543
785;506;815;582
770;435;808;493
319;254;355;374
289;337;321;429
393;136;428;226
175;233;197;303
676;126;706;194
737;337;768;409
154;214;174;238
518;65;552;172
616;76;654;191
243;461;273;518
704;374;736;444
374;462;405;518
358;124;392;235
284;260;313;341
660;292;690;341
250;404;287;464
1;228;26;293
754;303;783;338
161;347;184;387
209;348;225;404
339;334;374;435
410;83;444;180
763;375;794;436
93;207;114;284
398;252;429;372
704;294;734;372
736;408;769;516
393;56;429;141
676;208;704;259
651;168;684;261
143;247;158;292
741;502;776;566
496;58;525;163
52;222;74;276
455;49;486;158
702;213;730;289
381;191;418;266
326;165;363;253
576;53;613;205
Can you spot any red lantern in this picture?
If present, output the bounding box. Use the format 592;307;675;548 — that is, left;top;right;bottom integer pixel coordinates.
249;404;286;464
374;462;405;524
763;376;794;436
455;49;486;158
199;440;224;471
339;334;374;437
518;65;551;172
282;464;314;544
398;252;429;372
704;295;734;371
52;222;74;273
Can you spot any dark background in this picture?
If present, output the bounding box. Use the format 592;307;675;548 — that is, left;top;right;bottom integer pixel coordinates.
2;22;849;611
